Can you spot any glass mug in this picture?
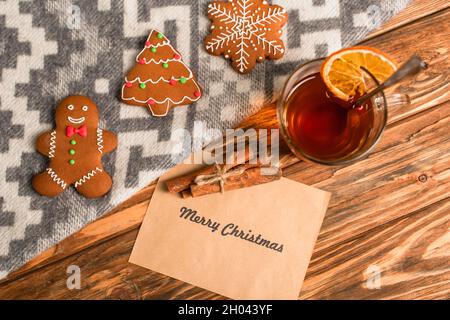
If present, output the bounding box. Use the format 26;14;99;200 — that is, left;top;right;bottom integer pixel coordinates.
277;58;409;166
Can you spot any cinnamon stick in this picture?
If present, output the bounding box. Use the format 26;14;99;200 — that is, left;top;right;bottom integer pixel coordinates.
165;129;277;193
166;165;217;193
166;141;259;193
189;165;282;198
181;189;192;199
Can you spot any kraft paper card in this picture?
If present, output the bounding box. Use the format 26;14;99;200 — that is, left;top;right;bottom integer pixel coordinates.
129;164;330;300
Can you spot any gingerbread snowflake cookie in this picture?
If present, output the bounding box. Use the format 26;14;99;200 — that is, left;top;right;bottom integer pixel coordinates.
32;96;117;198
205;0;288;74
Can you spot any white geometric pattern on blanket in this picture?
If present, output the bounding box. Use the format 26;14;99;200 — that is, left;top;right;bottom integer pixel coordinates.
46;1;110;98
124;0;193;65
111;106;189;203
283;29;343;62
288;0;341;21
0;0;57;256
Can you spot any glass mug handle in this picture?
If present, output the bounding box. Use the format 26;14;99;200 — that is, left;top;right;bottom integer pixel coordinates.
385;93;411;108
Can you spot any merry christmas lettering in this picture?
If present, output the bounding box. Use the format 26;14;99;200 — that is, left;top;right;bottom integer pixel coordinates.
179;207;284;253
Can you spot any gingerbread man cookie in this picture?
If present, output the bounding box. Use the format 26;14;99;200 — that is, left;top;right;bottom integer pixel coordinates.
205;0;288;74
32;96;118;198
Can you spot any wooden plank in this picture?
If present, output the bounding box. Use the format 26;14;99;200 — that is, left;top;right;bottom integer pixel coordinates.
0;228;222;300
2;199;448;300
299;198;450;300
13;201;150;276
361;9;450;123
367;0;450;39
0;98;447;299
1;2;449;294
290;103;450;252
2;195;447;299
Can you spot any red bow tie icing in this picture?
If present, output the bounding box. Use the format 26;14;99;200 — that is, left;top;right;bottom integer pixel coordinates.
66;125;87;138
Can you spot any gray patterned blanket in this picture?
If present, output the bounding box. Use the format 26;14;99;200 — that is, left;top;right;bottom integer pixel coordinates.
0;0;409;278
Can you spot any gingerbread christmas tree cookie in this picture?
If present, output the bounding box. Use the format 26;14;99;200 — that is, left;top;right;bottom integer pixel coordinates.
205;0;288;74
121;30;202;117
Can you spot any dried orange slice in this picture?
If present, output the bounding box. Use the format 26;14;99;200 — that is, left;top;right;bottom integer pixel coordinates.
320;46;397;101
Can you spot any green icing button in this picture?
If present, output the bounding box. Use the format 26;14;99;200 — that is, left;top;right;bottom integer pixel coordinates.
140;82;146;89
69;149;75;155
179;77;187;84
157;33;164;39
69;159;75;165
70;139;76;145
151;47;157;53
162;63;169;69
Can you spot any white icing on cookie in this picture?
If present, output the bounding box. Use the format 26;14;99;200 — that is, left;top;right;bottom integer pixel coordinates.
48;130;56;158
74;167;103;188
96;128;104;154
68;116;85;124
46;168;67;189
121;80;202;106
205;0;287;73
121;30;202;106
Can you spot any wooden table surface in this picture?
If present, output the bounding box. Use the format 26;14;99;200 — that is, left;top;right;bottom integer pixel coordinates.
0;0;449;300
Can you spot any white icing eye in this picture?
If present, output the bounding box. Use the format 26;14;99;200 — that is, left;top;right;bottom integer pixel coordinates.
67;104;74;111
82;105;89;111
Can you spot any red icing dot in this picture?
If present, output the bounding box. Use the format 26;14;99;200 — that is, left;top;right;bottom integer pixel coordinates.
194;91;201;98
138;58;146;65
169;79;177;86
147;98;156;105
145;41;151;47
174;53;181;60
125;82;132;88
